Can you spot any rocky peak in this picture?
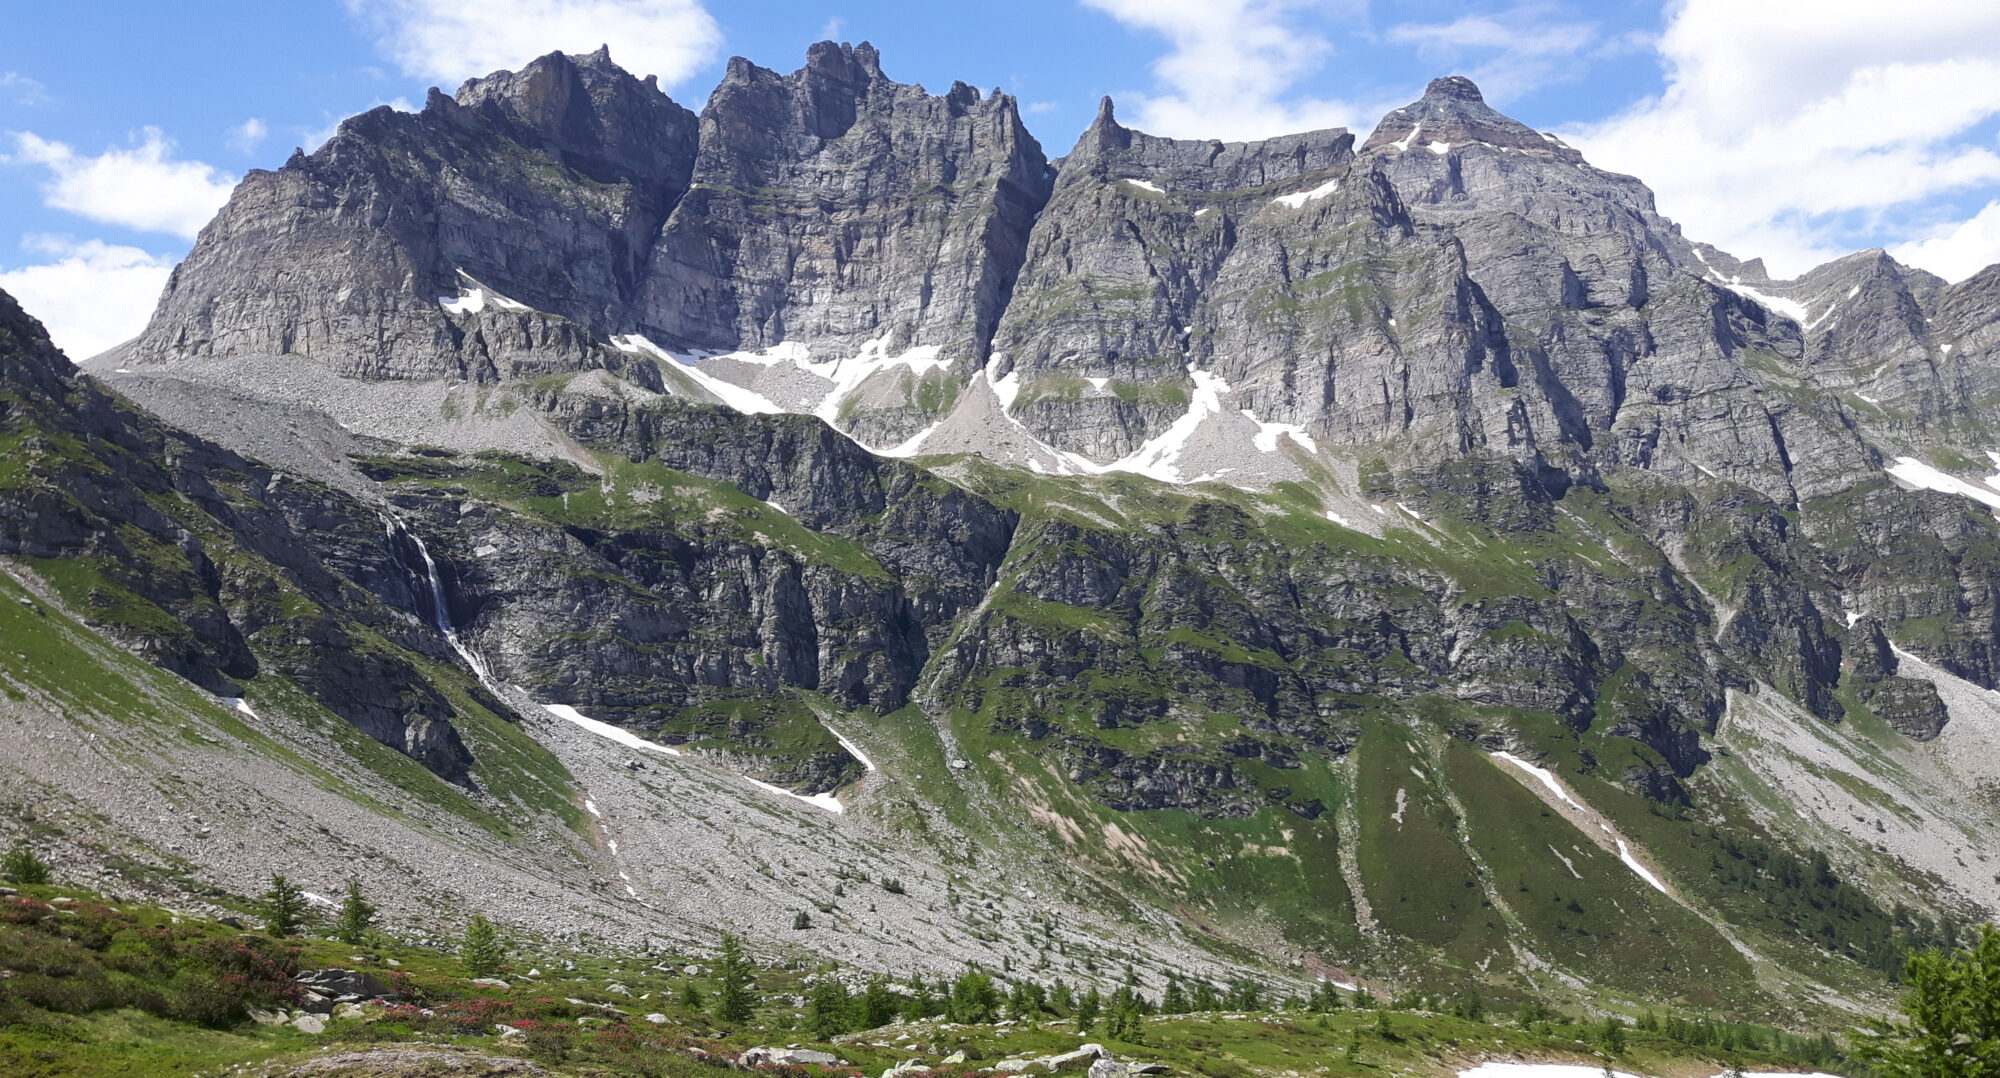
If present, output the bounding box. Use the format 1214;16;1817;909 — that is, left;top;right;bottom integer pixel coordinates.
1059;97;1350;193
0;287;74;398
1424;75;1484;102
1360;75;1577;158
1077;96;1133;156
448;47;696;185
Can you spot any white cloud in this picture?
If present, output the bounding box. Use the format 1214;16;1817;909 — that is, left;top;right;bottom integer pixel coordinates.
1081;0;1373;140
5;129;236;239
1891;200;2000;282
1385;7;1601;105
345;0;722;86
819;16;845;41
1566;0;2000;280
1;72;49;106
0;236;173;360
226;117;268;154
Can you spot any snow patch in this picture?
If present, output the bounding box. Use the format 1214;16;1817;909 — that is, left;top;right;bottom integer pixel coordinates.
1708;273;1809;322
1122;178;1165;194
1616;839;1670;894
301;891;338;909
1193;207;1213;218
439;271;531;316
612;335;786;415
1240;409;1317;453
1102;369;1232;483
743;775;844;814
1391;123;1423;152
584;800;600;818
800;336;950;424
875;421;942;459
540;702;682;757
818;719;878;773
1272;179;1341;209
1885;456;2000;514
1491;752;1582;809
1426;141;1451;155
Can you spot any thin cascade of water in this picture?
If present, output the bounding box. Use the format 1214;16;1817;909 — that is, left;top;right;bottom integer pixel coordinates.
383;515;494;685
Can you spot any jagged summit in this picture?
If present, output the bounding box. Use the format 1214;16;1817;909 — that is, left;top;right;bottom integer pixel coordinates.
1360;74;1579;158
25;38;2000;1028
1423;74;1484;102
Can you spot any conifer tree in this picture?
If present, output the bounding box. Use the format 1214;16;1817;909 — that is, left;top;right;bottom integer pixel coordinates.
1;839;50;885
807;979;853;1038
462;912;503;976
334;879;376;945
261;873;308;937
1857;925;2000;1078
679;981;705;1010
1161;977;1188;1015
1075;987;1102;1033
950;968;1001;1024
860;976;899;1029
713;932;756;1023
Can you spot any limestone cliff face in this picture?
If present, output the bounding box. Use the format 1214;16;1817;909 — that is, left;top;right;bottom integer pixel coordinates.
636;43;1051;371
99;49;2000;785
128;48;695;382
0;289;478;782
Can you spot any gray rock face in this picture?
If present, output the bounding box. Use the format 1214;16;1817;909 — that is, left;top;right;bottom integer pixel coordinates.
638;42;1051;390
127;47;695;382
993;98;1361;459
0;288;478;783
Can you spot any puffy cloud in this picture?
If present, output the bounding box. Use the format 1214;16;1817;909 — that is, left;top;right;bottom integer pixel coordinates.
1566;0;2000;279
0;236;174;361
1891;200;2000;283
226;117;269;154
1079;0;1374;139
345;0;722;86
1385;7;1605;105
6;129;236;239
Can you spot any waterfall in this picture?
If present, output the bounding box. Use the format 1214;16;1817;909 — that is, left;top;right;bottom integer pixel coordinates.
384;516;494;685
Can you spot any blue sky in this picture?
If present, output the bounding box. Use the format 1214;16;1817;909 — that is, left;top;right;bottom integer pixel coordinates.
6;0;2000;358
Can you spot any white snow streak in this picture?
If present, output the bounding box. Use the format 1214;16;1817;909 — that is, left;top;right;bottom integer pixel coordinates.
1240;409;1317;453
583;799;600;818
1272;179;1341;209
1616;839;1670;895
1426;141;1452;155
539;702;682;757
801;337;950;423
818;719;878;772
743;775;844;814
439;271;531;315
1885;456;2000;514
1122;178;1165;194
1491;752;1582;809
874;421;942;458
1100;369;1232;483
1708;273;1809;323
1391;123;1423;152
612;334;786;415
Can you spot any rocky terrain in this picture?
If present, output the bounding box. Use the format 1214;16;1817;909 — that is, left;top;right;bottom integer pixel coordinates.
7;40;2000;1027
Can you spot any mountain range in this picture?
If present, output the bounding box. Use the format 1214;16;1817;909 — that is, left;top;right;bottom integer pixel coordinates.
5;40;2000;1024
